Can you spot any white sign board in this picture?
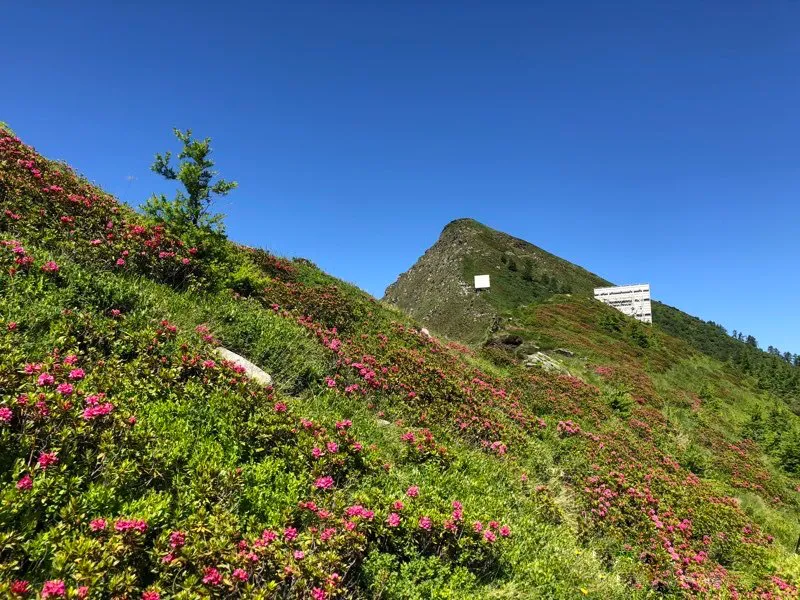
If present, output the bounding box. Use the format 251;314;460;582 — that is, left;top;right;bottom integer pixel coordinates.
594;283;652;323
474;274;491;290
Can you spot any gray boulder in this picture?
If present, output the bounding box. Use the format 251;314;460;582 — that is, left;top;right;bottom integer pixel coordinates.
215;347;273;387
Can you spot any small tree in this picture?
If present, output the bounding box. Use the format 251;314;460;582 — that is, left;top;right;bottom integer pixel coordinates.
144;129;237;232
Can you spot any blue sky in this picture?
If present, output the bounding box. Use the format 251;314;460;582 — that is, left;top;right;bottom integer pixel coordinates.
4;1;799;352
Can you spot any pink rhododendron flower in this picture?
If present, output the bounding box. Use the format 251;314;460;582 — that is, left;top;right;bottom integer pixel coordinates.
37;373;55;386
142;591;160;600
169;530;186;548
89;518;107;531
418;516;432;530
294;550;305;560
274;401;287;413
10;580;30;594
56;383;73;396
483;530;497;543
7;321;18;331
0;406;12;423
315;476;334;489
283;526;298;541
326;442;338;453
63;355;78;365
114;518;148;533
37;451;59;469
41;261;59;274
312;446;324;459
41;580;66;598
311;588;327;600
202;567;222;586
68;368;85;380
77;586;89;599
387;512;401;527
499;525;511;537
406;486;419;497
325;377;336;387
83;402;114;420
233;568;248;581
16;474;33;491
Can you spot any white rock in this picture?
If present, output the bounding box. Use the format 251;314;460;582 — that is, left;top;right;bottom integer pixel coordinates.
215;347;273;387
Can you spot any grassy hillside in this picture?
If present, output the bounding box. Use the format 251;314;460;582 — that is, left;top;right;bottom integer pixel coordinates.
1;127;799;598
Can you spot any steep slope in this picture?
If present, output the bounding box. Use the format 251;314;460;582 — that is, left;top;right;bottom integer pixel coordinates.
1;127;799;598
384;218;610;343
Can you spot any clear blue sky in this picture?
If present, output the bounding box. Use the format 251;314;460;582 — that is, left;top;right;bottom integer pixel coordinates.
4;2;799;352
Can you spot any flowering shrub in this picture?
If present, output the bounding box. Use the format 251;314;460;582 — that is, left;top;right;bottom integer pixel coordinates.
1;125;799;598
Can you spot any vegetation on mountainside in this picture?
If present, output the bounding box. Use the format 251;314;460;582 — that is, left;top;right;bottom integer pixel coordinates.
144;128;238;234
653;303;800;414
0;126;799;598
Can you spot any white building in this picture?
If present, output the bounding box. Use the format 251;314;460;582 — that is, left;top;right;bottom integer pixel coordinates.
593;284;652;323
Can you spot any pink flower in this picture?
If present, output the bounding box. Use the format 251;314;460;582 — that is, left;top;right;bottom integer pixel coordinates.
499;525;511;537
89;518;107;531
392;500;405;511
63;355;78;365
114;518;148;533
56;382;73;396
400;431;415;442
116;258;126;266
7;321;18;331
68;368;85;380
335;419;352;430
483;530;497;543
77;586;89;599
41;580;66;598
315;476;334;490
387;512;401;527
233;568;248;582
169;530;186;548
326;442;338;453
82;402;114;420
312;446;324;459
283;526;298;541
37;451;59;469
142;591;161;600
16;474;33;491
325;377;337;387
41;261;59;274
0;406;12;423
274;402;287;413
37;372;55;386
418;516;432;530
293;550;305;560
10;580;30;594
473;521;483;532
202;567;222;586
311;588;327;600
406;486;419;498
